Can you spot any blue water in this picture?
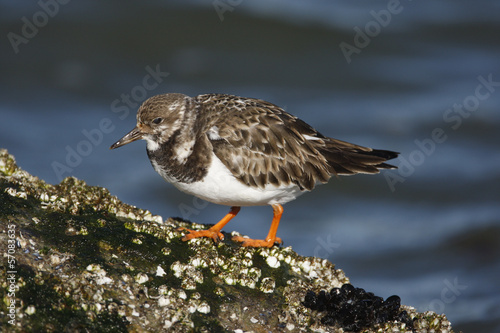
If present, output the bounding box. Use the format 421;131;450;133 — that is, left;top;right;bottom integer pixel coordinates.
1;1;499;331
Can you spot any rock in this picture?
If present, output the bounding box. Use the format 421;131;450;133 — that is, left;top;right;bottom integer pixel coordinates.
0;148;455;332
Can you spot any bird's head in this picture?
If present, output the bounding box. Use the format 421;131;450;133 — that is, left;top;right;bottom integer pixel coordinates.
110;93;193;151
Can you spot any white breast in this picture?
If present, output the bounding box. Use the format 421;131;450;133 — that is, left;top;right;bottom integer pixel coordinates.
157;153;306;207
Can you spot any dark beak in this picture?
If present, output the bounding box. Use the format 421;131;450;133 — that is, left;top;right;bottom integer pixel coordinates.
110;126;143;149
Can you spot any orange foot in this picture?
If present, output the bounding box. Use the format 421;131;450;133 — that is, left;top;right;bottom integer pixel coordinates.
232;235;283;248
178;227;224;242
178;206;240;243
231;203;284;248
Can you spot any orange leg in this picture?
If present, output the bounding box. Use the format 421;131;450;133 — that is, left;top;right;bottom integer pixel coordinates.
179;206;240;242
232;204;283;248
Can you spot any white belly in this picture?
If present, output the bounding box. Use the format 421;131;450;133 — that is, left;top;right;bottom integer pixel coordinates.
154;153;306;206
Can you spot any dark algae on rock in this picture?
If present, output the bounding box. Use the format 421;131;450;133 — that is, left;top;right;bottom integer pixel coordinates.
0;149;456;332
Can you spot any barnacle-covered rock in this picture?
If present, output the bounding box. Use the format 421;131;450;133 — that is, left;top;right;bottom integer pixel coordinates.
0;149;455;332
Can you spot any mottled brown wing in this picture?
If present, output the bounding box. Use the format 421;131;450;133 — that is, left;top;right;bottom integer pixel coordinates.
202;96;332;191
200;94;398;191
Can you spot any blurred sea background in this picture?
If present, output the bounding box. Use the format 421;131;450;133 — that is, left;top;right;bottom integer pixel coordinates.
1;0;499;331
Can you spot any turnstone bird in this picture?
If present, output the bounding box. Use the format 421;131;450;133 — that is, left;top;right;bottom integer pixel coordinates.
110;93;398;247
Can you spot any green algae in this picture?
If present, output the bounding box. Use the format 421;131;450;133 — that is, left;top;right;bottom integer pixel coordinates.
15;264;129;333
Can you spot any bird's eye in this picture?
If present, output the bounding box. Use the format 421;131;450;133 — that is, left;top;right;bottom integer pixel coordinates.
152;117;162;124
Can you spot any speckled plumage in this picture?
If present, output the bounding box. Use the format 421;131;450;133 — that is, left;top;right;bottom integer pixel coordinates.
198;94;397;191
111;93;399;247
